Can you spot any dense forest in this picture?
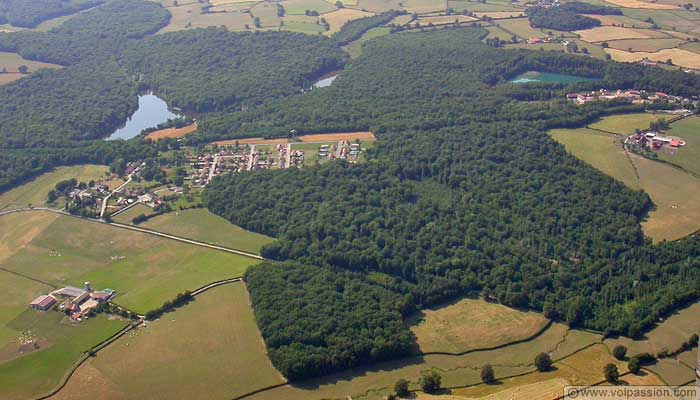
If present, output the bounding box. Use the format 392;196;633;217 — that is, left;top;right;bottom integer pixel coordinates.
120;28;347;112
528;2;622;31
204;28;700;378
0;0;103;28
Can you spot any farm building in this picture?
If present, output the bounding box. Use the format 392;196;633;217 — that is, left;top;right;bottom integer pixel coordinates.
29;295;56;311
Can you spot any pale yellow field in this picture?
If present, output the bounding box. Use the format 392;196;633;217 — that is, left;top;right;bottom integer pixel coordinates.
419;378;570;400
209;0;260;5
408;298;549;354
575;26;671;42
605;38;686;52
402;0;447;13
322;8;373;33
603;0;679;9
159;3;254;33
605;47;700;69
0;52;62;85
581;14;654;28
474;11;525;19
416;14;478;26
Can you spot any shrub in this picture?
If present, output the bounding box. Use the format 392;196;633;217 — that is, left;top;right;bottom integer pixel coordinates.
481;364;495;383
604;363;620;383
394;379;410;397
613;345;627;360
420;371;441;394
628;357;640;374
535;352;553;372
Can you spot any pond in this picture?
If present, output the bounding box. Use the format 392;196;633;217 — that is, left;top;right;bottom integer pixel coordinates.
510;71;601;84
106;94;183;141
312;72;338;89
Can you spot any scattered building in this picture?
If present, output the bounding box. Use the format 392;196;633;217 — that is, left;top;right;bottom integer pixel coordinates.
31;282;115;321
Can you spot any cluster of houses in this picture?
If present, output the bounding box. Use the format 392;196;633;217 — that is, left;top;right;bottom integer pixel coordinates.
626;130;687;152
29;282;115;322
114;187;162;209
320;141;362;162
566;89;698;108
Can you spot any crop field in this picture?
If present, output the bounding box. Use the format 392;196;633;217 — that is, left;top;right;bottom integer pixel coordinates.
448;0;522;12
605;47;700;69
355;0;403;13
657;116;700;175
244;324;601;400
550;128;700;241
622;8;700;35
407;298;549;353
145;123;197;141
603;0;680;9
50;282;284;400
0;52;62;85
605;38;686;52
250;2;282;27
0;312;127;400
575;26;671;42
415;15;478;26
282;0;337;15
213;131;376;146
160;2;255;33
323;8;374;33
588;112;665;134
0;165;109;211
137;208;274;254
496;18;548;39
402;0;447;13
0;211;260;314
474;11;525;18
343;26;392;57
681;41;700;53
581;13;654;28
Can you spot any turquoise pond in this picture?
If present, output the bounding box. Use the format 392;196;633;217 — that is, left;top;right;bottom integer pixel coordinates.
510;71;601;84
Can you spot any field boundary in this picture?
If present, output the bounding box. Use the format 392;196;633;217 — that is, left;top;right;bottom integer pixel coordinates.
0;266;58;289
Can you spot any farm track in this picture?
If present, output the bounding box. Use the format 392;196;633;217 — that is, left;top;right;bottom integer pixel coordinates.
0;207;265;260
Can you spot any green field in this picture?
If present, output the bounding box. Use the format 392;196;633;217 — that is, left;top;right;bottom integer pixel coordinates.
243;323;601;400
588;112;667;135
550;127;700;241
137;208;274;254
0;312;127;400
51;282;284;400
660;115;700;175
0;165;109;211
407;298;549;354
111;203;153;224
342;26;392;57
283;20;327;33
282;0;337;15
448;0;522;12
0;211;260;314
495;18;547;39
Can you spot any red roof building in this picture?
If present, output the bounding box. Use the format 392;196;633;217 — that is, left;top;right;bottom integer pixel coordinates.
29;295;56;311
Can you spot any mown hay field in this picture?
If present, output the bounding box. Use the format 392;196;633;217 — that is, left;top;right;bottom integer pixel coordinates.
474;11;525;18
407;298;549;354
448;0;522;12
322;8;373;33
604;47;700;69
582;13;654;28
0;165;109;211
550;128;700;241
588;112;665;134
282;0;337;15
49;282;284;400
496;18;547;39
138;208;274;254
402;0;447;13
602;0;679;9
355;0;403;12
0;52;62;85
0;211;260;314
575;26;671;42
606;37;686;52
145;123;197;141
416;15;478;25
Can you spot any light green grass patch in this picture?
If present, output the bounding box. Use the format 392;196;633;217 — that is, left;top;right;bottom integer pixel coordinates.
282;0;337;15
0;165;108;211
2;212;260;314
0;312;126;400
588;112;666;134
283;20;327;33
111;203;153;224
138;208;274;254
342;26;392;57
52;282;284;400
660;115;700;175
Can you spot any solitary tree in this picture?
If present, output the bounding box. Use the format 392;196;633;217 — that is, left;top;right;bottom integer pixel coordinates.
628;357;641;374
481;364;495;383
394;378;410;397
613;345;627;360
18;65;28;74
535;352;553;372
420;371;442;394
604;363;620;383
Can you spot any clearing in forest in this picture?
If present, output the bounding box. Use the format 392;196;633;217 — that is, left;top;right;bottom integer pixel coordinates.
0;52;62;86
604;47;700;69
407;298;549;354
48;282;284;400
145;122;197;141
550;128;700;241
415;15;478;26
588;112;665;134
0;211;259;314
322;8;374;34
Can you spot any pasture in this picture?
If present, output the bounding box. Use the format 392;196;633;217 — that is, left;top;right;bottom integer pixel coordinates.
575;26;671;42
602;0;680;9
50;282;285;400
550;127;700;241
496;18;548;39
250;1;282;27
0;312;126;400
159;2;254;33
416;15;478;26
407;298;549;354
137;208;274;254
659;115;700;175
145;122;197;141
282;0;337;15
0;211;260;314
622;8;700;35
474;11;525;18
342;26;392;57
0;165;109;211
282;19;328;34
402;0;447;13
582;13;654;28
605;37;686;52
323;8;374;33
355;0;404;13
588;112;664;134
605;47;700;69
448;0;522;12
111;203;152;224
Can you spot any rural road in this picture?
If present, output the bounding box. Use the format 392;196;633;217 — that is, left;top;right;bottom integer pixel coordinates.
100;175;132;218
0;207;264;260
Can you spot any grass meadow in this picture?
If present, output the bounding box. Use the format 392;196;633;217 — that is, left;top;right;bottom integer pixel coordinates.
407;298;549;353
588;112;665;135
50;282;284;400
0;211;260;314
661;115;700;175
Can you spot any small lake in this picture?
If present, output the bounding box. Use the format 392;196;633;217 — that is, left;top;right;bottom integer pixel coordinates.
510;71;601;84
106;94;182;141
312;73;338;89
